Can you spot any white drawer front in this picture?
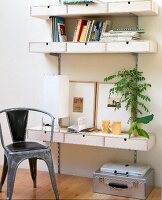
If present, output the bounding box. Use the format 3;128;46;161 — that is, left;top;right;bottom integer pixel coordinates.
65;133;104;147
68;3;108;15
106;41;157;53
27;130;64;143
67;42;106;53
109;1;155;14
31;5;67;17
29;42;67;53
105;137;148;151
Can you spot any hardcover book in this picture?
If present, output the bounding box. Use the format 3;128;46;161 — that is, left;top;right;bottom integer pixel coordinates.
55;17;66;42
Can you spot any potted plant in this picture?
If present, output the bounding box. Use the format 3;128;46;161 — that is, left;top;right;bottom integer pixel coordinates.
104;67;153;138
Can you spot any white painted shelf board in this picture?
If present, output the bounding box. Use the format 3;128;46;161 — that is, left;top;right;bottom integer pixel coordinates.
27;126;155;151
29;41;157;54
30;0;159;19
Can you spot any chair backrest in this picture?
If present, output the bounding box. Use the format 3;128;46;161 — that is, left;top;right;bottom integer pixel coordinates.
0;108;55;150
6;110;29;142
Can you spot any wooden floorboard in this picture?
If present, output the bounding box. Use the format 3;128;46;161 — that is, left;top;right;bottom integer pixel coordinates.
0;167;161;199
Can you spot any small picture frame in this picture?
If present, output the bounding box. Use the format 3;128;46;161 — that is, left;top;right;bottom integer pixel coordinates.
96;82;131;132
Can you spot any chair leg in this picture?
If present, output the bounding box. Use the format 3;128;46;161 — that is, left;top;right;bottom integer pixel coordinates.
45;152;59;200
0;154;8;192
6;156;19;200
29;158;37;188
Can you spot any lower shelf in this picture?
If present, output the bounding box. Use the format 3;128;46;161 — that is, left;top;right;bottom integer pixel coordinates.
29;40;158;54
27;126;155;151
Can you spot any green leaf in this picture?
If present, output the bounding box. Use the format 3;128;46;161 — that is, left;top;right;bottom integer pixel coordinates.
137;128;150;139
136;114;154;124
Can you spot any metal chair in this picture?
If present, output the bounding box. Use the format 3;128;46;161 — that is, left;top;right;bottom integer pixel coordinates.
0;108;59;200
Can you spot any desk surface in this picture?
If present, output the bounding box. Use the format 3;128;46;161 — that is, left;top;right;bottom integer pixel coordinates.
27;126;155;151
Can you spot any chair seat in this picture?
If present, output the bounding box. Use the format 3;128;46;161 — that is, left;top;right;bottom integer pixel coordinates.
7;141;47;152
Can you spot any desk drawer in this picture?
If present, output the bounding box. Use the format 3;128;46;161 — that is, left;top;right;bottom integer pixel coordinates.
67;42;106;53
27;130;64;143
29;42;67;53
65;133;104;146
68;3;108;15
105;136;147;151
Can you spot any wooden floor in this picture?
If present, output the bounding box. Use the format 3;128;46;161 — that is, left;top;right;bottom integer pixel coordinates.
0;168;161;200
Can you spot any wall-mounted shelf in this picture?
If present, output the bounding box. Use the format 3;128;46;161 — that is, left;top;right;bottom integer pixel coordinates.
29;40;158;54
27;126;155;151
28;126;155;151
30;0;159;20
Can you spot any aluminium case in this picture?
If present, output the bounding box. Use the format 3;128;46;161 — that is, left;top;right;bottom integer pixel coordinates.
93;168;154;199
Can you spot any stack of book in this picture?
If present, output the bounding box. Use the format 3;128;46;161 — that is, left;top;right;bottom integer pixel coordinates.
73;19;111;42
52;17;67;42
100;28;145;42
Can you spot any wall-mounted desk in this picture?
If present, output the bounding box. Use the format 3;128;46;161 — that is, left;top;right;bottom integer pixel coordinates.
27;126;155;151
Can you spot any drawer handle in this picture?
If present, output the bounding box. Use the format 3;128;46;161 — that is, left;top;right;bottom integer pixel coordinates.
84;42;87;45
82;134;85;137
126;41;129;44
124;138;127;141
44;131;47;134
128;1;130;4
47;6;50;8
46;43;49;45
86;3;89;6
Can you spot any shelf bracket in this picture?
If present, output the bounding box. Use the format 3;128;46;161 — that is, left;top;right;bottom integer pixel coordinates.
134;150;137;163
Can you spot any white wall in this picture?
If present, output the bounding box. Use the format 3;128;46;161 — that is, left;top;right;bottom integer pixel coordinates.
0;0;162;187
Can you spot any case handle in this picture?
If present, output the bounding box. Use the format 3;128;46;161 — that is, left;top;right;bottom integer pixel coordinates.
108;182;128;190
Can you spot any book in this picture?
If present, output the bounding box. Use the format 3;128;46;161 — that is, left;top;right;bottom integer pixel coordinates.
55;17;66;42
58;23;67;42
67;117;95;133
73;19;87;42
101;20;112;35
79;25;87;42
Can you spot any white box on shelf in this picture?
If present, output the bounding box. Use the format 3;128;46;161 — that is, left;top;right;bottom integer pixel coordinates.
64;132;104;147
106;40;157;53
67;3;108;16
31;5;68;19
104;133;155;151
108;0;159;16
67;42;106;53
27;126;65;143
29;42;67;53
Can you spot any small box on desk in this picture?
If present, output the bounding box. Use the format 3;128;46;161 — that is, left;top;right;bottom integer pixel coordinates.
93;163;154;199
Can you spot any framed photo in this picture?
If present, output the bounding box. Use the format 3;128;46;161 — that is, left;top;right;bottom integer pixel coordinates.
96;82;131;132
62;81;96;128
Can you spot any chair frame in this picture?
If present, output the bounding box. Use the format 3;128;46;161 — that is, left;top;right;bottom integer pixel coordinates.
0;108;59;200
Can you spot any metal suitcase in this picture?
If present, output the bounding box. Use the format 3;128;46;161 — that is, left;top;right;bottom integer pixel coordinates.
93;163;154;199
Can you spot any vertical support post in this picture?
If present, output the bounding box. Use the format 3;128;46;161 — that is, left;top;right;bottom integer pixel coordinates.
134;150;137;163
57;54;61;174
133;15;139;164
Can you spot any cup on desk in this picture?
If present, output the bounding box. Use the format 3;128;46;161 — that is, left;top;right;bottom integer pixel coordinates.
112;121;121;135
101;120;111;133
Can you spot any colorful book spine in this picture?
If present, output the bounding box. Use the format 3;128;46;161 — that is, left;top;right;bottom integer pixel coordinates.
55;17;66;42
73;19;87;42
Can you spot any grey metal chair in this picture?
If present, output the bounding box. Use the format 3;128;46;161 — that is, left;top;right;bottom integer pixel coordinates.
0;108;59;200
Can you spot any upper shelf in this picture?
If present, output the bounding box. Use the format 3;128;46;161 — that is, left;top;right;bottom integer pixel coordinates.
30;0;159;19
29;40;158;54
